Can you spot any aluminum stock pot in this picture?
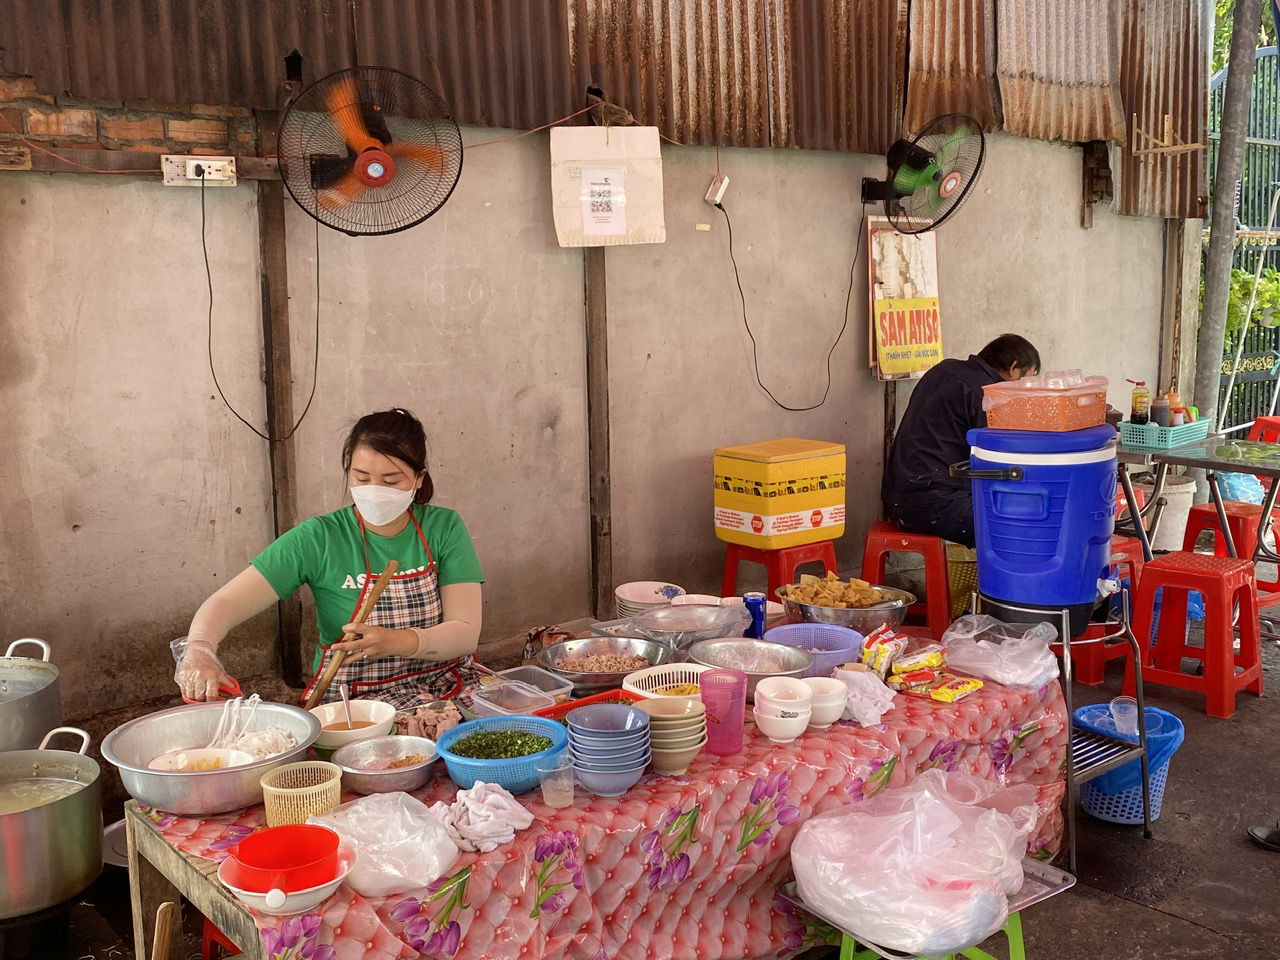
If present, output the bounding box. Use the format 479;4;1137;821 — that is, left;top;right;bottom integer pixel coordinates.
0;639;63;752
0;727;103;919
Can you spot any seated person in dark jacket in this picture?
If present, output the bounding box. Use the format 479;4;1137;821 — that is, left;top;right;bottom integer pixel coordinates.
881;334;1041;548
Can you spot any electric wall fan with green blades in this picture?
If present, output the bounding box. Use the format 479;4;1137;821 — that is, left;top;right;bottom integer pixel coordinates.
861;114;986;234
277;66;464;237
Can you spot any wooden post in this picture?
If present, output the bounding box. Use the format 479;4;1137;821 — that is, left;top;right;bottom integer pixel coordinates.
584;248;613;619
255;109;304;685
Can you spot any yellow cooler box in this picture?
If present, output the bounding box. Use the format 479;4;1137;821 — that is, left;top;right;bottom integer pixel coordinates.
713;438;846;550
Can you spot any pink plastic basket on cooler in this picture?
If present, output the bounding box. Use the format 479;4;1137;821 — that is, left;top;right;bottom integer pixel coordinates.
762;624;862;678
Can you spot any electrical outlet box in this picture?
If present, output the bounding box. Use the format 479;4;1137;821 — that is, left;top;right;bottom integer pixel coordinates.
704;174;729;206
161;155;238;187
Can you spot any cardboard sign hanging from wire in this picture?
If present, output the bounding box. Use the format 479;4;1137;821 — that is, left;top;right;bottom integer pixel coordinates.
866;217;943;380
550;126;666;246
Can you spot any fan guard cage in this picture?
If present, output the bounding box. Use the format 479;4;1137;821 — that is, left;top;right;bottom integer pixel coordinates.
278;67;463;236
886;113;985;235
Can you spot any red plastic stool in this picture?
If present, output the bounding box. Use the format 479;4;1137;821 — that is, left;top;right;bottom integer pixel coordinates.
1123;552;1263;719
1114;487;1146;522
721;540;838;599
1111;535;1146;591
203;919;240;959
1052;619;1134;686
860;520;952;640
1182;501;1263;558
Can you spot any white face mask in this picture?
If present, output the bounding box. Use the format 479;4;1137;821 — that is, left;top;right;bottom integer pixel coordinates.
350;484;415;526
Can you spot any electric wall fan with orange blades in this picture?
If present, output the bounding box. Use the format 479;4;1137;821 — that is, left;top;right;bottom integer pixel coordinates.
860;114;985;235
278;67;463;236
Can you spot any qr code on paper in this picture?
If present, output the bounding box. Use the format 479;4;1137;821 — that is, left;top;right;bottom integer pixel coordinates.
590;180;612;213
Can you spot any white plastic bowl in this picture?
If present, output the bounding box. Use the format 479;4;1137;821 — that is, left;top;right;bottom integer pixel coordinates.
147;748;254;772
752;706;811;744
754;676;814;704
753;698;811;721
310;700;397;750
809;700;845;730
218;847;353;916
801;677;849;705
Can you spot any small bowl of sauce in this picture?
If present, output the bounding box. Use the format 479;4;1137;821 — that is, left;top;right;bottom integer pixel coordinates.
309;699;397;749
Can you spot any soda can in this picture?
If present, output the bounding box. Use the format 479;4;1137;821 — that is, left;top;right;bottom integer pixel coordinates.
743;592;767;639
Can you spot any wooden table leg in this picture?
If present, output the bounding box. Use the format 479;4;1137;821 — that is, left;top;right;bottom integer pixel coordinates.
126;809;185;960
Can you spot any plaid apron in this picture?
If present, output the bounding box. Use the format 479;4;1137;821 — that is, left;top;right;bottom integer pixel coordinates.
300;508;478;710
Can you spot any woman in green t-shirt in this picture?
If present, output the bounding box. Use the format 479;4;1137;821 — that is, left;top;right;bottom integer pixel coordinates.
175;409;485;708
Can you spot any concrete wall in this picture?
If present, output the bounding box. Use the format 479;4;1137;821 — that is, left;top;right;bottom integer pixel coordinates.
0;174;276;715
281;130;592;656
606;133;1164;598
0;130;1163;716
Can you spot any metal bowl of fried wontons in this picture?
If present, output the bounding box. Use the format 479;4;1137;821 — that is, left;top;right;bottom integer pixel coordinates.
775;574;916;635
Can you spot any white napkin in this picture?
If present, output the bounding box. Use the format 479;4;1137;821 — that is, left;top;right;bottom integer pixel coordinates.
835;668;897;725
429;781;536;853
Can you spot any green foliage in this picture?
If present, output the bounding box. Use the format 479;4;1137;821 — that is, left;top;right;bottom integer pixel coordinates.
1215;0;1278;74
1202;267;1280;337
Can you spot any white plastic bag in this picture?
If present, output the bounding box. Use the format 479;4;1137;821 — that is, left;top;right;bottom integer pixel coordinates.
791;769;1037;957
833;667;897;725
941;615;1060;689
308;792;459;898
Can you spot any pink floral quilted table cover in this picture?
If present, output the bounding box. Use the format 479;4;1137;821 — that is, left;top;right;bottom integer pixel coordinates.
146;680;1067;960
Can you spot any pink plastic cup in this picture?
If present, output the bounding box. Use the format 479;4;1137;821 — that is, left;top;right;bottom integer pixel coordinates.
700;669;748;756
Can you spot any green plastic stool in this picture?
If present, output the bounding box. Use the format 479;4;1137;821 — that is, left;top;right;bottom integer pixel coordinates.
839;911;1024;960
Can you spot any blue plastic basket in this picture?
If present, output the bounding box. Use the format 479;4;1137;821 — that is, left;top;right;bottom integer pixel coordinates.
435;716;568;794
1081;759;1172;824
762;623;863;678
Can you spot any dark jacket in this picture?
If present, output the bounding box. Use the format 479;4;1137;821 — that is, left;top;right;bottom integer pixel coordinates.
881;355;1002;509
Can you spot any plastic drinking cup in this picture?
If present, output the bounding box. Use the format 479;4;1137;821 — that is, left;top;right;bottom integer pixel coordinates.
1109;696;1139;736
700;669;747;757
535;754;575;808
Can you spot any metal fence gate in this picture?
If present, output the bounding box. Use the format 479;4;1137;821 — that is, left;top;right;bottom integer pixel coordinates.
1211;46;1280;432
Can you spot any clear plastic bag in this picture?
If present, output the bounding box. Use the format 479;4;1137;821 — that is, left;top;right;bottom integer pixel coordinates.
309;792;459;898
941;615;1060;689
791;769;1038;957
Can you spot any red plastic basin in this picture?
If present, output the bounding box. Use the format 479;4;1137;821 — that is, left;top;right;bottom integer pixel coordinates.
222;824;339;893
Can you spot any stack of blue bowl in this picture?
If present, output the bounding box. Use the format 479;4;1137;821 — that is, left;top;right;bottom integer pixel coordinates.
566;704;651;798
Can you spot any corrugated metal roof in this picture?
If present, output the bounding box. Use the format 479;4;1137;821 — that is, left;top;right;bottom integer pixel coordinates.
771;0;907;155
1114;0;1210;219
903;0;1000;134
0;0;579;127
996;0;1127;144
567;0;772;148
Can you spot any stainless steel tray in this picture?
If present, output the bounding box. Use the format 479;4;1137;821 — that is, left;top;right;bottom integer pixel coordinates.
778;859;1075;960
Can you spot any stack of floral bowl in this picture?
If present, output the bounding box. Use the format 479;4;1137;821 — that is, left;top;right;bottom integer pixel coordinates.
635;697;707;775
801;677;847;730
615;581;686;618
752;677;812;743
566;704;651;797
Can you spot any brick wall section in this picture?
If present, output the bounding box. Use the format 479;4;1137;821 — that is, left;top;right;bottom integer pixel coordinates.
0;74;259;159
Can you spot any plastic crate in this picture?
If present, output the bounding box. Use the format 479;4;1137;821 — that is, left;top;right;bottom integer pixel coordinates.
761;623;861;678
1081;759;1171;824
435;716;568;794
1118;419;1211;449
945;543;978;618
533;689;643;722
623;663;712;699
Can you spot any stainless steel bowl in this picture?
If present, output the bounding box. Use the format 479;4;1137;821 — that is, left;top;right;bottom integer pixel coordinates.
686;639;814;701
774;585;917;635
332;735;438;795
537;637;673;694
101;701;320;815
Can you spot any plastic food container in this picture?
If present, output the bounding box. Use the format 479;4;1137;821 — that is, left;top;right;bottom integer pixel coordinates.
496;666;573;703
470;682;556;718
982;370;1108;432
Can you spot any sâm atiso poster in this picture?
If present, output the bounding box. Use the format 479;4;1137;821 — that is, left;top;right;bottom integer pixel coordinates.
867;217;943;381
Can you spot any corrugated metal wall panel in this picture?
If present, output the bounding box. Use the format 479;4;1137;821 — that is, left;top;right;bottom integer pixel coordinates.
904;0;1000;134
996;0;1127;144
1114;0;1210;219
568;0;772;148
772;0;907;154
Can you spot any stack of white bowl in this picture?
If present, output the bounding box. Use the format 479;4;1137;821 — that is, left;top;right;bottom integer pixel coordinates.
752;677;812;743
800;677;848;730
615;581;686;619
635;697;707;775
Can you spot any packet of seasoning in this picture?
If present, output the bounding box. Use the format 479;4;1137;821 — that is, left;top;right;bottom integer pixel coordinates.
925;673;984;703
891;645;945;675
